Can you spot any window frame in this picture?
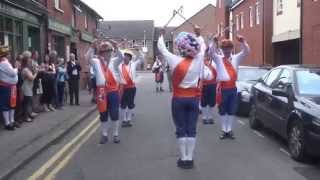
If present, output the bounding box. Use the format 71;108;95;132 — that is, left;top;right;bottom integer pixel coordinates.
256;2;260;25
263;68;283;87
277;0;284;15
249;6;254;27
240;12;244;29
54;0;64;13
236;15;240;31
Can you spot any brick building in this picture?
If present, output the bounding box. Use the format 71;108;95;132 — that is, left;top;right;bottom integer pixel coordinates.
272;0;301;65
216;0;232;38
231;0;273;66
46;0;102;88
173;4;217;52
302;0;320;65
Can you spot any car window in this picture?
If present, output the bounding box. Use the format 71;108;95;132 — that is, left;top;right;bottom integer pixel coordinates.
264;68;282;87
273;69;292;89
296;70;320;96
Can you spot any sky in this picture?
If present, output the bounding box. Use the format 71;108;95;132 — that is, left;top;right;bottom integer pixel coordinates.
82;0;217;26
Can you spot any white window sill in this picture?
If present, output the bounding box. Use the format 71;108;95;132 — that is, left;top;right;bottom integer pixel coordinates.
55;7;64;13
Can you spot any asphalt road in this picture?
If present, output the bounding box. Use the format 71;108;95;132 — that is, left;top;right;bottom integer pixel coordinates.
12;73;320;180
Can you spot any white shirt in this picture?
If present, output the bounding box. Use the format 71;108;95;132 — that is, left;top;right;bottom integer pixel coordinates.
85;47;123;86
210;41;250;81
152;60;163;72
157;35;210;88
203;60;217;81
118;51;144;85
0;59;18;85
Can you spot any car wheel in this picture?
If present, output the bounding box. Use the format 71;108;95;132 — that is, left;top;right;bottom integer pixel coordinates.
288;120;307;161
249;103;262;129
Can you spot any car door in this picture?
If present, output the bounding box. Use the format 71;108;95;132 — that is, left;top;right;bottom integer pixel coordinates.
254;68;282;128
268;69;293;136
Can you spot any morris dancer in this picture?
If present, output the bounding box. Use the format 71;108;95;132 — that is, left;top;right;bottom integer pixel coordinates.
210;35;250;140
158;28;211;169
118;49;144;128
201;50;217;125
152;57;164;92
86;40;123;144
0;46;18;130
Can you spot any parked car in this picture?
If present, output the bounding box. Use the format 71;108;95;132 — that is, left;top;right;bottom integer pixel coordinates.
250;65;320;161
236;66;270;116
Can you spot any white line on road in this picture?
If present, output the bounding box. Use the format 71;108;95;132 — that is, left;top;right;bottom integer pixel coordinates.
280;148;291;157
253;130;265;138
28;116;100;180
237;120;245;126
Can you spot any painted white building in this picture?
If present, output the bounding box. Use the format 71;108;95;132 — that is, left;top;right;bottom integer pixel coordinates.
272;0;301;43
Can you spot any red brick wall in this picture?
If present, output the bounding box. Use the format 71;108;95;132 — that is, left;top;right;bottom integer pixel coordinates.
47;0;73;24
302;0;320;65
173;4;216;50
232;0;272;66
216;0;229;38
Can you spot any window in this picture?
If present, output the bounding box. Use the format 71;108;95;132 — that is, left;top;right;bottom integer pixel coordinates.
277;0;283;15
296;70;320;96
217;0;222;8
240;12;244;29
249;6;253;27
85;14;88;30
256;2;260;25
236;15;240;31
54;0;63;12
264;69;282;87
274;69;291;88
71;11;75;28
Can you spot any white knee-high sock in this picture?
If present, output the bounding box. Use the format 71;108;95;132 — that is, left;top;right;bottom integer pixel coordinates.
178;138;187;161
9;110;15;124
127;109;133;121
227;115;234;132
221;115;228;132
202;106;208;120
112;121;120;137
186;137;196;161
209;107;215;119
121;108;127;122
101;121;110;137
2;111;10;126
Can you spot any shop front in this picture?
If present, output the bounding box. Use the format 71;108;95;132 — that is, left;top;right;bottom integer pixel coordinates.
0;1;45;60
47;17;72;60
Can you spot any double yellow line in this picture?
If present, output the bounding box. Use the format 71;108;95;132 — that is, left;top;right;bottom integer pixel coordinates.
28;116;100;180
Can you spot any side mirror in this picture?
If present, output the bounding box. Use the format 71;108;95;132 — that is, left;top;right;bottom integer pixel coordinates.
257;78;263;83
272;89;288;97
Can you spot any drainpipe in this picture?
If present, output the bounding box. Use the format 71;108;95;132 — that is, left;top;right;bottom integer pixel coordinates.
299;0;303;64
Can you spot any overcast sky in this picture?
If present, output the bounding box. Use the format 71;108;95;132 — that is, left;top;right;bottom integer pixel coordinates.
82;0;217;26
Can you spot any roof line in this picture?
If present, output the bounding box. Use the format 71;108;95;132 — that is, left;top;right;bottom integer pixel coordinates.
230;0;245;10
80;0;103;19
174;3;215;31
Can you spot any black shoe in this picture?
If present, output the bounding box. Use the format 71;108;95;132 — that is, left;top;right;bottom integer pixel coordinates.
122;121;128;128
177;159;186;168
202;119;209;125
13;122;21;128
127;121;133;127
208;119;215;124
5;125;14;131
220;132;228;140
113;136;120;144
227;131;236;140
160;88;164;92
99;135;108;144
185;160;194;169
76;103;80;106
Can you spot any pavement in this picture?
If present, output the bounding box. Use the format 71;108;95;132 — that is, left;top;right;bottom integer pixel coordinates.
5;73;320;180
0;90;96;180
